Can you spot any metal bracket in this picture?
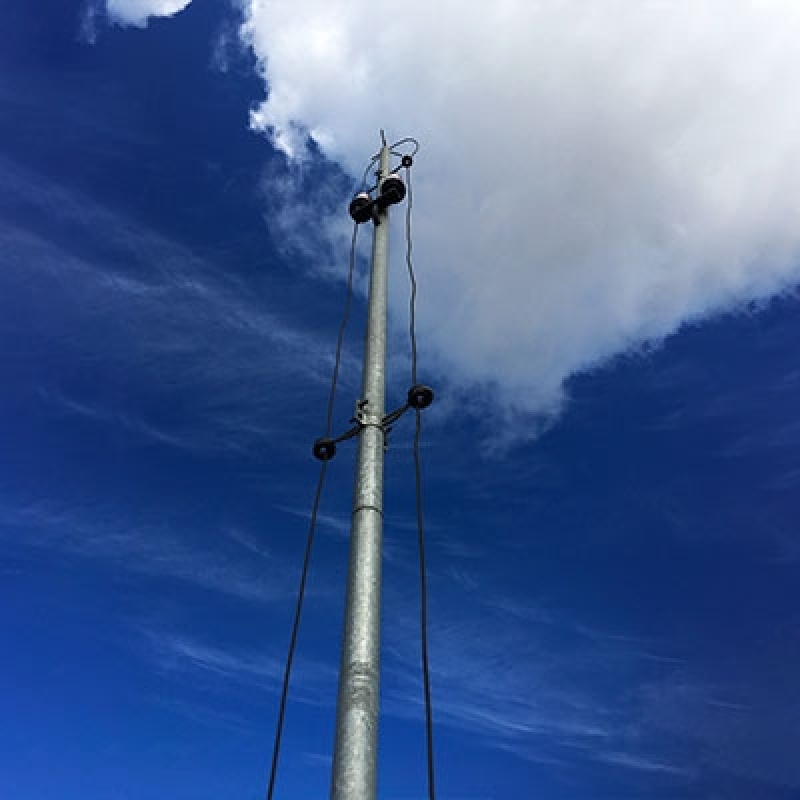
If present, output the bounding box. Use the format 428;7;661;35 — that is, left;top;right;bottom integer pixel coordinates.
354;398;370;425
312;386;434;461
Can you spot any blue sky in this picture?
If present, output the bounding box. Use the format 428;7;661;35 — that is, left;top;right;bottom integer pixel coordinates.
2;2;800;798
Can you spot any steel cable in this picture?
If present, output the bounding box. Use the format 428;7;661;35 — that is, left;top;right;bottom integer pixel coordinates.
404;160;437;800
265;221;360;800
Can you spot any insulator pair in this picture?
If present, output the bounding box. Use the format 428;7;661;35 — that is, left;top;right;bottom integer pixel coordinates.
348;173;407;223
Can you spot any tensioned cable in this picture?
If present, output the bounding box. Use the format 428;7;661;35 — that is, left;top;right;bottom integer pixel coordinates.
265;461;327;800
403;158;437;800
413;407;435;800
265;220;360;800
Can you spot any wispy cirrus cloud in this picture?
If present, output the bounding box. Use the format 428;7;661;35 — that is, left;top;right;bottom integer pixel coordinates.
0;155;357;456
379;579;694;777
0;499;291;605
139;628;338;707
382;557;800;788
596;750;690;776
633;657;800;791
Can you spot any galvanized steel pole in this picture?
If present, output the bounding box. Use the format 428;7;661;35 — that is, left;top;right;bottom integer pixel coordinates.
330;143;391;800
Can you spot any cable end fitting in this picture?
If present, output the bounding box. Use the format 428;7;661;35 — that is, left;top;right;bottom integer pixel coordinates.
312;437;337;461
408;384;434;410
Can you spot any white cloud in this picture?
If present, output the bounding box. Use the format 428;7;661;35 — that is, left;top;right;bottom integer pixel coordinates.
240;0;800;417
106;0;192;27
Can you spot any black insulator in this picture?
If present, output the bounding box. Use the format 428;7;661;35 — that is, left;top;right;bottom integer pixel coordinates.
313;437;337;461
378;173;406;206
401;155;413;168
408;384;434;410
349;192;373;224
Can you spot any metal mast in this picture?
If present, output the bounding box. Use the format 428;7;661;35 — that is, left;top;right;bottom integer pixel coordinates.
330;142;392;800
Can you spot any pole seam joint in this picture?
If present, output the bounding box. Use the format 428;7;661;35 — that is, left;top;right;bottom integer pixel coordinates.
351;504;384;518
